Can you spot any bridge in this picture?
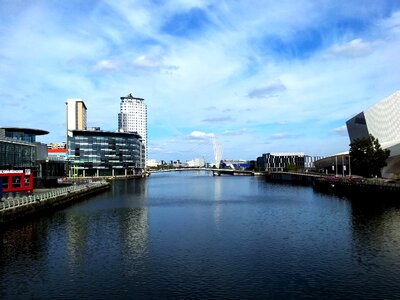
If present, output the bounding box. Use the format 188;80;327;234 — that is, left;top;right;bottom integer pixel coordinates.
148;168;254;176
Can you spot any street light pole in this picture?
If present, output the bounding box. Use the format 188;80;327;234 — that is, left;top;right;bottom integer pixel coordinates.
335;155;338;177
348;155;351;176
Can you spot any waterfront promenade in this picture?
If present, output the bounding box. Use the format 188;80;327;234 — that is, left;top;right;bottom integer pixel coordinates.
0;181;110;225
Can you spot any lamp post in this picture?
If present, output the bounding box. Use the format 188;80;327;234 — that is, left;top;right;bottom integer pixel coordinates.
335;155;338;177
348;155;351;176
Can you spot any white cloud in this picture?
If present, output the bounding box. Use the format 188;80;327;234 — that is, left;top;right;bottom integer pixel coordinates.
188;131;215;140
331;125;348;136
326;38;373;58
133;55;179;72
134;55;161;69
202;116;234;123
269;132;302;140
94;59;120;71
222;128;249;136
247;80;287;99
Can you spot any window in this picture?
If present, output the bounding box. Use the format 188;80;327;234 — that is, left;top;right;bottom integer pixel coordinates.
12;176;21;188
2;177;9;189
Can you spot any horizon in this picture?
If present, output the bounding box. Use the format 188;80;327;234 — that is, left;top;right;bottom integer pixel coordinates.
1;1;400;162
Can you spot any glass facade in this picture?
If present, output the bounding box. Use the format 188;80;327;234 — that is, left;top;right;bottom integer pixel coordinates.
0;140;35;168
5;131;36;143
67;130;144;176
259;153;305;172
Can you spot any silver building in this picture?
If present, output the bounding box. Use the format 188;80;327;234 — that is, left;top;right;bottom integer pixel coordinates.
346;90;400;178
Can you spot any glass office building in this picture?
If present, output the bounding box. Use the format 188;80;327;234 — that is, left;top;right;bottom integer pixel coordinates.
67;129;145;177
0;127;49;169
0;140;35;168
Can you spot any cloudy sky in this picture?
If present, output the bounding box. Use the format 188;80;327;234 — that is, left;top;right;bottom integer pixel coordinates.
1;0;400;162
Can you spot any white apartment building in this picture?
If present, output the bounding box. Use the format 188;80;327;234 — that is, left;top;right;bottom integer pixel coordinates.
118;93;148;165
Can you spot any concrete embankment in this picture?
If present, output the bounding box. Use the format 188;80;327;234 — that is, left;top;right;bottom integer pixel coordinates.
266;171;400;198
266;172;319;185
313;177;400;198
0;181;110;225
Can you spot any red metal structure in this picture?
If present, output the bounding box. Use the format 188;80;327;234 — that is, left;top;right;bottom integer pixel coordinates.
0;169;33;195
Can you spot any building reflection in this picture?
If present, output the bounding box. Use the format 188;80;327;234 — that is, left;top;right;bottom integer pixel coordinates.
213;176;222;224
65;179;149;273
350;198;400;264
66;215;88;269
119;207;148;277
0;221;47;264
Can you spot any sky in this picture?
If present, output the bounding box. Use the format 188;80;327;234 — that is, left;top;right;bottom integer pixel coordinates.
1;0;400;163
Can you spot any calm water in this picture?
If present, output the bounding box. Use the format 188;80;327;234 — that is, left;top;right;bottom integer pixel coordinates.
1;171;400;299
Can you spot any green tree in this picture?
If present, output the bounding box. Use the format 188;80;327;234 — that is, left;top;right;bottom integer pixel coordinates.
284;163;298;172
349;134;390;177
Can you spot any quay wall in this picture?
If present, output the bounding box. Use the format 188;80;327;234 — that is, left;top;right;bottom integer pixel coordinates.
0;181;110;225
266;172;400;197
313;178;400;198
266;172;316;185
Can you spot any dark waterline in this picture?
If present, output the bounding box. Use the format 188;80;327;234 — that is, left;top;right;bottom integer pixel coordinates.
1;171;400;299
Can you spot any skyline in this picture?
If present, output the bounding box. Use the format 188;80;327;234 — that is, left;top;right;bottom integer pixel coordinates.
1;1;400;162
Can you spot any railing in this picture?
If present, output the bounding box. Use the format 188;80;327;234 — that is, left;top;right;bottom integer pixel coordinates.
0;181;108;211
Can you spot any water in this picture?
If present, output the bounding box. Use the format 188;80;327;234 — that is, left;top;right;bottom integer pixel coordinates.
1;171;400;299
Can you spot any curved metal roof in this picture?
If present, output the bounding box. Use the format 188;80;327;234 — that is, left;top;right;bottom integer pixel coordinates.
1;127;49;135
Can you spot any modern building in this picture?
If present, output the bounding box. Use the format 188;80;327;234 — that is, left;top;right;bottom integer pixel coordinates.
67;129;145;177
257;152;305;172
0;127;65;188
186;158;205;168
220;160;249;170
118;93;147;165
313;152;351;176
66;99;87;137
47;142;67;161
346;90;400;178
0;127;48;167
146;159;159;168
304;155;325;171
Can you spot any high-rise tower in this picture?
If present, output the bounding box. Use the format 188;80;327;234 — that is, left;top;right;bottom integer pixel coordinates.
66;99;87;141
66;99;87;131
118;93;147;165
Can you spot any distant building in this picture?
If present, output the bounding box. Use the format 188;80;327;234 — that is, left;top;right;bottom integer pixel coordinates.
47;142;67;161
257;152;305;172
186;158;205;168
147;159;159;168
220;160;249;170
346;90;400;178
66;99;87;138
304;155;324;171
118;93;148;166
67;129;145;177
314;152;351;176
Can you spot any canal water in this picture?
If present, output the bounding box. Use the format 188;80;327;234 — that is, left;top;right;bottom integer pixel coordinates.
1;171;400;299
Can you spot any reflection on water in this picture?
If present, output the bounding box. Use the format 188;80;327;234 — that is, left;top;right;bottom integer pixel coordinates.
120;208;148;278
66;215;88;270
350;200;400;272
213;176;222;224
1;172;400;299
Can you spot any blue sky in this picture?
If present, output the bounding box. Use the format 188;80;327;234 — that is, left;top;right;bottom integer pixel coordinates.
1;0;400;162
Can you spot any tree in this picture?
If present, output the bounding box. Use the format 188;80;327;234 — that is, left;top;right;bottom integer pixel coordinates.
284;163;298;172
349;134;390;178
